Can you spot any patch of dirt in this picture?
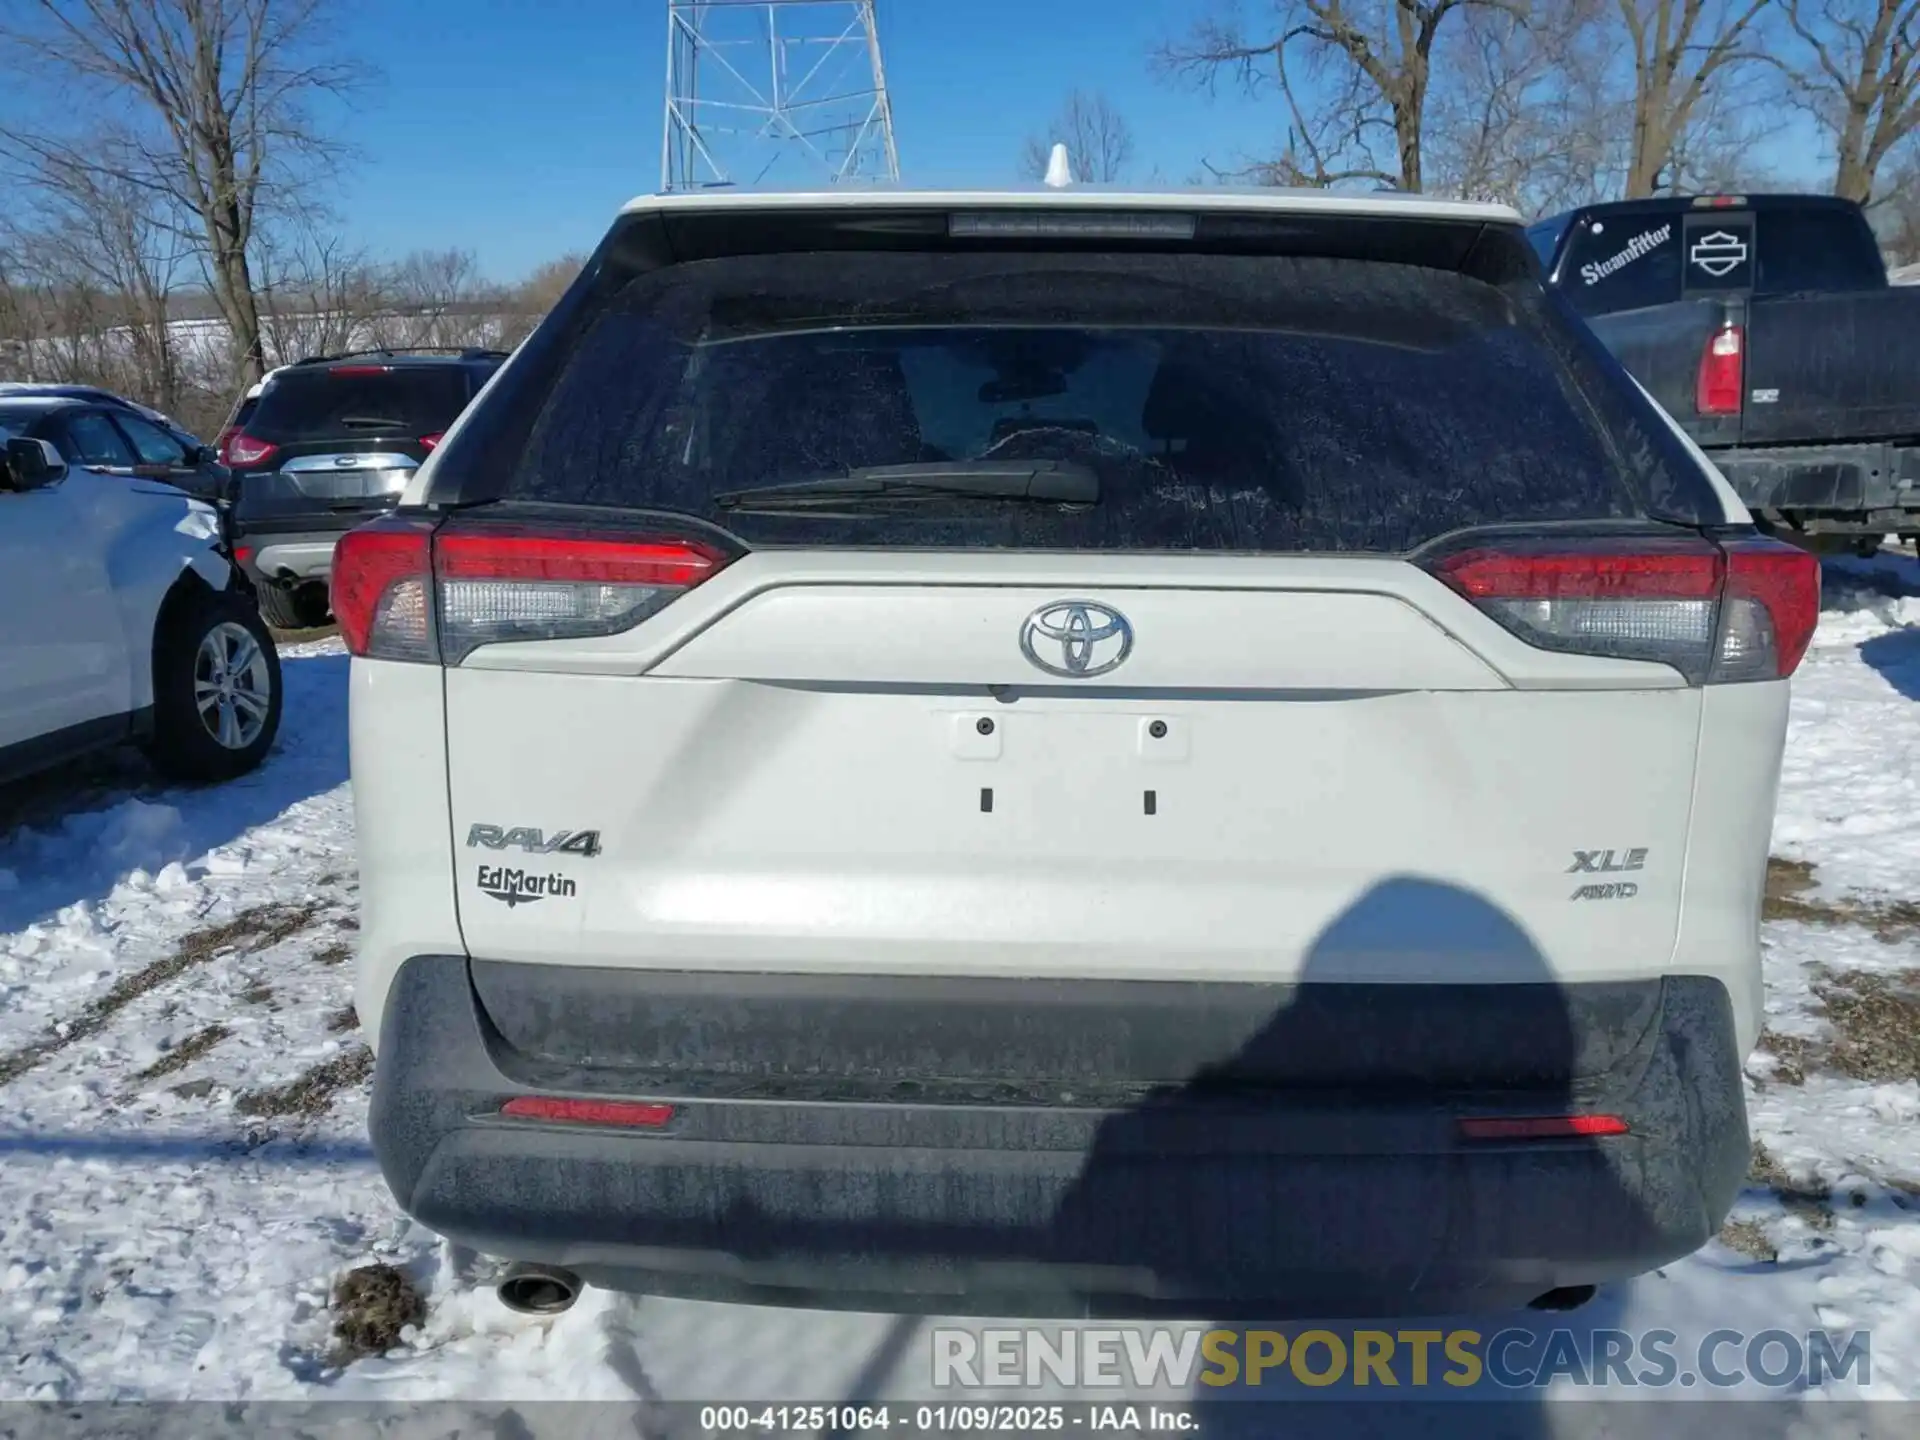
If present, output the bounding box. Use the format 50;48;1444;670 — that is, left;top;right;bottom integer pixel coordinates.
1755;969;1920;1087
1756;1028;1814;1086
0;901;320;1087
234;1045;373;1119
170;1077;217;1100
1750;1140;1834;1229
312;941;353;967
324;1005;358;1034
330;1264;425;1363
133;1024;232;1083
270;623;339;646
1815;969;1920;1082
241;985;274;1006
1762;856;1920;942
1718;1218;1778;1263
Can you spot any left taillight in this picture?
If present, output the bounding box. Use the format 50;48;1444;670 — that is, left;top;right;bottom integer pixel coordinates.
332;516;736;664
419;432;444;451
225;432;278;467
332;517;437;661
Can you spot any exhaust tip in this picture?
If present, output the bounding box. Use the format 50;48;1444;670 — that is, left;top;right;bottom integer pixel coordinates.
497;1263;582;1316
1527;1284;1597;1312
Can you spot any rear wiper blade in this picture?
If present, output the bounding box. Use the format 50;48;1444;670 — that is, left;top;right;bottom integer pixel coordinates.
339;415;408;429
712;461;1098;509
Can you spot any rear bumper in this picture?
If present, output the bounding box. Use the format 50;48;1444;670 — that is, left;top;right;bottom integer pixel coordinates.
368;956;1749;1316
1710;440;1920;527
230;525;352;585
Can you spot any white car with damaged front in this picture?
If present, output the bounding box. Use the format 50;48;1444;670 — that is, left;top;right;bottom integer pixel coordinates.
0;433;282;786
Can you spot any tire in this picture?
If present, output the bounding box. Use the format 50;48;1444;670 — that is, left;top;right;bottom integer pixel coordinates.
291;583;333;628
257;582;316;631
145;587;284;783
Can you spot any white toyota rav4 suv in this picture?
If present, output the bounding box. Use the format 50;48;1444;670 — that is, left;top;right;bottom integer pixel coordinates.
343;187;1818;1319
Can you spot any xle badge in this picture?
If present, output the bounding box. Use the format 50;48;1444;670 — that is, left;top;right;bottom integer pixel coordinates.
467;824;602;858
1568;848;1647;902
476;865;577;908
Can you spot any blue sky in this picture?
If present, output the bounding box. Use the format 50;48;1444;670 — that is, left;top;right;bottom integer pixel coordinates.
319;0;1288;278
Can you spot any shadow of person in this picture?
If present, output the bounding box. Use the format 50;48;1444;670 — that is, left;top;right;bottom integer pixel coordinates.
1858;626;1920;702
1040;874;1749;1438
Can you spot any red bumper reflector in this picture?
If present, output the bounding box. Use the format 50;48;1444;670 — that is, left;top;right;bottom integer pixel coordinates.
1457;1114;1629;1140
500;1097;675;1128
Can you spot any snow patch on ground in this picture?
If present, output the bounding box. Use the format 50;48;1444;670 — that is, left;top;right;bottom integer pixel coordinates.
3;579;1920;1418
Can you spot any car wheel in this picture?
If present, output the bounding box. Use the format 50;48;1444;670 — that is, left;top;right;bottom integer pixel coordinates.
256;583;308;631
146;590;284;783
291;582;333;628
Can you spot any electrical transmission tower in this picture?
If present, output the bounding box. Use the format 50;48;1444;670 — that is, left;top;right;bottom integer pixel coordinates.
661;1;901;192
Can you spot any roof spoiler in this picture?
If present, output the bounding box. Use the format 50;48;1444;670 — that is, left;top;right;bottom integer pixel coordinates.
292;346;509;366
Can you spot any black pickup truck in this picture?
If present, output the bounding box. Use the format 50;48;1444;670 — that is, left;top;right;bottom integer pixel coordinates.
1528;193;1920;550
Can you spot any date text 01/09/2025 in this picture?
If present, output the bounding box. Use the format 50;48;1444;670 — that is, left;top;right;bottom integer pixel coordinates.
696;1403;1201;1434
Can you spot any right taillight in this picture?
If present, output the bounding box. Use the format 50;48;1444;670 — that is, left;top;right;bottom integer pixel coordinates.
224;432;278;467
332;516;735;664
1428;534;1819;685
1696;321;1744;416
1717;535;1821;680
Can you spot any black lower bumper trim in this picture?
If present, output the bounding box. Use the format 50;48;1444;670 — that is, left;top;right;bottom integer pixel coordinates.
369;956;1748;1316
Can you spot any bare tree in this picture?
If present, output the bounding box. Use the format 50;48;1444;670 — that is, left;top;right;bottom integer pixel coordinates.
1778;0;1920;202
0;0;361;386
1615;0;1773;196
499;253;587;346
1425;4;1592;205
253;221;385;364
1158;0;1523;190
370;250;505;350
1021;89;1137;182
14;147;189;412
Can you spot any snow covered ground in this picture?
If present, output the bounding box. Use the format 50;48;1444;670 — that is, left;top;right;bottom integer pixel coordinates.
4;571;1920;1429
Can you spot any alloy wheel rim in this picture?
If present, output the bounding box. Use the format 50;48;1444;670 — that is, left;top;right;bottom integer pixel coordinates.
193;622;272;750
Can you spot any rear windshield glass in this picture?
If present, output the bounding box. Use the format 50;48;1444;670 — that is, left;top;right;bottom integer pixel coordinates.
501;251;1680;553
249;367;470;443
1757;209;1885;293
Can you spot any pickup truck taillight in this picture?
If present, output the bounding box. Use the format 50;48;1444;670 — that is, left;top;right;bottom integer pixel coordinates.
332;516;737;664
1428;534;1820;684
1696;322;1744;416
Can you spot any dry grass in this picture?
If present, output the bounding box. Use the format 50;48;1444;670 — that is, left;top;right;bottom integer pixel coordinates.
234;1045;373;1119
1754;969;1920;1088
1816;969;1920;1083
133;1024;231;1083
1750;1140;1835;1230
330;1264;424;1363
1756;1028;1815;1086
1763;856;1920;942
324;1005;358;1034
0;902;319;1086
1718;1218;1778;1263
312;940;353;967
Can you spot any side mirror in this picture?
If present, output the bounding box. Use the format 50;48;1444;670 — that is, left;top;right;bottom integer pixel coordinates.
2;437;68;492
192;444;221;467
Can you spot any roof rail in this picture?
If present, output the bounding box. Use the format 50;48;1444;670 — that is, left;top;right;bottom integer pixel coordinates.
291;346;510;366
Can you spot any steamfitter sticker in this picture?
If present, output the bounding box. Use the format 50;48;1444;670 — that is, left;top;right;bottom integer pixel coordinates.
1580;223;1672;286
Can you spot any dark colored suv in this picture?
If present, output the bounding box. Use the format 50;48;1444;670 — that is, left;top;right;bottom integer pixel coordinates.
224;348;506;629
